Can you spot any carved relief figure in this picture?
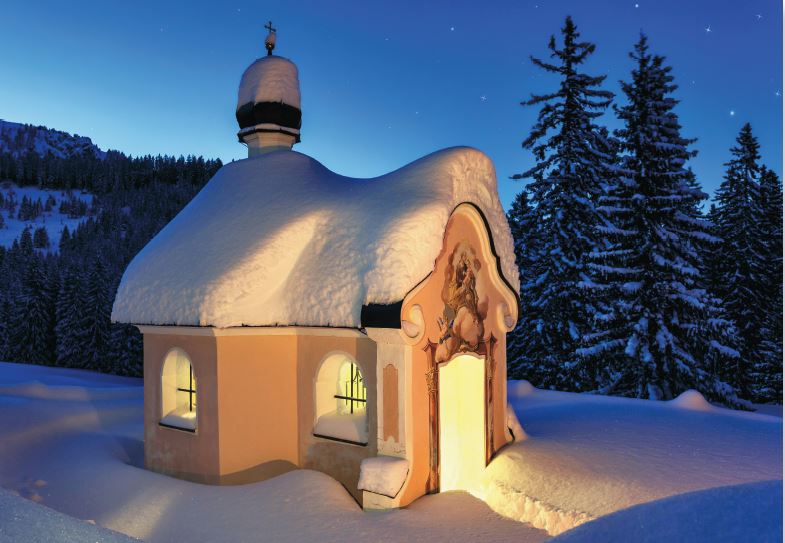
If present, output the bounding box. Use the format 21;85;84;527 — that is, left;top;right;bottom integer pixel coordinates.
435;241;488;363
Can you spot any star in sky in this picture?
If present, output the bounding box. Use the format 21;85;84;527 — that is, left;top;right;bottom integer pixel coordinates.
480;95;487;102
704;25;712;33
635;3;640;8
776;90;782;98
729;110;735;116
450;26;455;31
756;14;763;20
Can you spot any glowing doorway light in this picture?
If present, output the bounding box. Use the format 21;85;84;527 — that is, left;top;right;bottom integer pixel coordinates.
438;354;485;493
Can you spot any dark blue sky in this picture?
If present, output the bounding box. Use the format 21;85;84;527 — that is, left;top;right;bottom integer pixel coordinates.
1;0;781;208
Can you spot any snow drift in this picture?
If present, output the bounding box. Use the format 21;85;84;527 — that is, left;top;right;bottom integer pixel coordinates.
551;480;782;542
478;380;783;537
112;147;518;328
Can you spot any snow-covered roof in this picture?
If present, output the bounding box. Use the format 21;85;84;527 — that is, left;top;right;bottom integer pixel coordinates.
237;56;300;110
111;147;519;328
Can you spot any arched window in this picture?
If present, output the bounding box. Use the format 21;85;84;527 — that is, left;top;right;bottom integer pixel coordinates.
314;353;368;445
160;348;197;431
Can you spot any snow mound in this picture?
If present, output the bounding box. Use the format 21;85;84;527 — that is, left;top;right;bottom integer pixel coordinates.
509;380;537;398
237;56;300;109
0;487;137;542
478;478;593;535
357;456;409;498
0;381;136;401
112;147;519;328
506;403;528;442
484;386;782;536
551;480;783;543
670;389;713;412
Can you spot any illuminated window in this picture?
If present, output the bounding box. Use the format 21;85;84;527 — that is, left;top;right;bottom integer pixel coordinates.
314;354;368;445
336;361;366;415
160;348;197;431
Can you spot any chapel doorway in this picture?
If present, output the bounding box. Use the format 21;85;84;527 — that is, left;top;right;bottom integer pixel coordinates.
438;354;486;492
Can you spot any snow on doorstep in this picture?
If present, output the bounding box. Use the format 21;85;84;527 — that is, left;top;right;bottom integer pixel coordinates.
112;147;519;328
314;410;368;444
357;456;409;498
237;56;300;109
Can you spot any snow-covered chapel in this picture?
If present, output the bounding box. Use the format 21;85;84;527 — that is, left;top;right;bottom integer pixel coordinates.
111;26;520;509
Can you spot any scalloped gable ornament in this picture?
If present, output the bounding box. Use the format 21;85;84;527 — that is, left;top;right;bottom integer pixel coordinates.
111;23;520;509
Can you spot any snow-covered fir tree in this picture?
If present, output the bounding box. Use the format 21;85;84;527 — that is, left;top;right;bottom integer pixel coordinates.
751;166;783;402
505;190;541;380
55;267;87;367
586;34;742;405
33;226;50;249
11;257;56;364
82;258;111;371
712;123;770;399
510;16;616;390
107;323;143;376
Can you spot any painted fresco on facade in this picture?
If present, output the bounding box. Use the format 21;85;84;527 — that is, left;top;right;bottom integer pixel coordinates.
435;241;488;364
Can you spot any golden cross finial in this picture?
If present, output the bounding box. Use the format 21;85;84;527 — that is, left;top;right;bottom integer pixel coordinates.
264;20;277;55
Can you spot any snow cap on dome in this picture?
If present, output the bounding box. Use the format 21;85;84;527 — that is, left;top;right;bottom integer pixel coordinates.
237;55;301;111
235;26;302;151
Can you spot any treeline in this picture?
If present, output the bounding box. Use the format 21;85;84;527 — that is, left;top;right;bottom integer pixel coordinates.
0;150;222;375
506;18;782;407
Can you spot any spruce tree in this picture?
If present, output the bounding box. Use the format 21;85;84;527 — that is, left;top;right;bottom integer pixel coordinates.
0;296;10;361
11;257;56;364
506;190;540;380
82;258;111;370
752;166;783;402
33;226;50;249
713;124;769;399
19;227;33;254
511;16;615;390
587;34;742;405
55;268;87;367
107;323;143;376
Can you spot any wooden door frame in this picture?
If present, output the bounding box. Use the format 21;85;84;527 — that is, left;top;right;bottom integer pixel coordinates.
424;335;496;494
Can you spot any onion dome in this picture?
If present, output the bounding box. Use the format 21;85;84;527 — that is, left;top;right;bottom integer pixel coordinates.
236;23;301;148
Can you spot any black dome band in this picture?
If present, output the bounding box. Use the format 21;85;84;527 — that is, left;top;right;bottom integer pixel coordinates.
236;101;302;130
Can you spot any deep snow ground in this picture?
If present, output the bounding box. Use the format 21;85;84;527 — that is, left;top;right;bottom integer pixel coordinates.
0;362;546;543
0;362;780;542
479;381;783;535
550;480;783;543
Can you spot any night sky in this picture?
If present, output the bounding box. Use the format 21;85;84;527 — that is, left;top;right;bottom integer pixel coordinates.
1;0;781;208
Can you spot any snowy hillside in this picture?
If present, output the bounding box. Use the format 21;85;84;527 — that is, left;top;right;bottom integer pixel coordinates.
0;183;93;250
0;120;105;159
0;362;779;542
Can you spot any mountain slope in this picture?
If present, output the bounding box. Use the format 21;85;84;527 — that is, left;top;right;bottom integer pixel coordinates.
0;120;105;159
